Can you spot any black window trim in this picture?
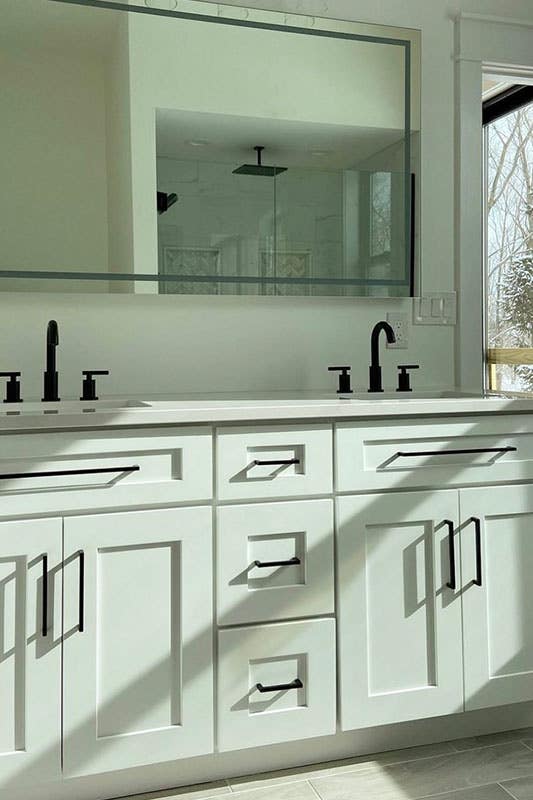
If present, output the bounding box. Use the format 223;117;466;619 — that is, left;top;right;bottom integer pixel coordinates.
482;84;533;126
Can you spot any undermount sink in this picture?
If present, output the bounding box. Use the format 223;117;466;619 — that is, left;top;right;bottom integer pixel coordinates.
0;399;152;415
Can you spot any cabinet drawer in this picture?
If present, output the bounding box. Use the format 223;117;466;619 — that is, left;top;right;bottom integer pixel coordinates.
336;416;533;493
217;619;336;752
216;425;332;501
217;499;334;626
0;427;212;515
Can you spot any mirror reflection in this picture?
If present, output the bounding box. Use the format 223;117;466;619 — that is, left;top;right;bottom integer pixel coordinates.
0;0;420;296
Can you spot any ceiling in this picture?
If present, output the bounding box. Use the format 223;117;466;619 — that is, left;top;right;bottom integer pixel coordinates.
156;109;405;171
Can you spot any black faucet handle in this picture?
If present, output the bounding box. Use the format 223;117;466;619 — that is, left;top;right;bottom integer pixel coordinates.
397;364;420;392
328;366;353;394
81;370;110;402
0;372;22;403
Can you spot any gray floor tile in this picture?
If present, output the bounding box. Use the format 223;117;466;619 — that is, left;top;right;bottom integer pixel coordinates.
121;781;230;800
452;730;533;752
229;742;456;792
420;786;512;800
231;782;319;799
311;742;533;800
500;774;533;799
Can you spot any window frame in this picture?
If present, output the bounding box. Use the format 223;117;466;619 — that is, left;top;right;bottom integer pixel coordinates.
482;84;533;393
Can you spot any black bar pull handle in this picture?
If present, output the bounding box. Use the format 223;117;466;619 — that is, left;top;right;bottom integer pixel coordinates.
0;465;140;481
444;520;456;591
396;446;517;458
256;678;303;693
254;557;301;569
78;550;85;632
252;458;300;467
42;553;48;637
472;517;483;586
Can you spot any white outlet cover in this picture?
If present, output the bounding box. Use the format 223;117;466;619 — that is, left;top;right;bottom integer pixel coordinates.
386;312;409;349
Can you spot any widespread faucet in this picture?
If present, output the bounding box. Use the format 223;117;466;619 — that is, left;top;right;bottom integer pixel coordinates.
42;319;60;402
369;320;396;392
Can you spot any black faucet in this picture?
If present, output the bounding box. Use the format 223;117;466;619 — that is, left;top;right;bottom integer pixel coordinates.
369;320;396;392
42;320;60;402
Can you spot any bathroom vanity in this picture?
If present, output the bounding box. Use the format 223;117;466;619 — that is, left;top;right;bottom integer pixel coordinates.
1;396;533;800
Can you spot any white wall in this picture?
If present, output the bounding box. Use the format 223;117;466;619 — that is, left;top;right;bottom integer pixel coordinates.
0;293;453;400
0;0;531;399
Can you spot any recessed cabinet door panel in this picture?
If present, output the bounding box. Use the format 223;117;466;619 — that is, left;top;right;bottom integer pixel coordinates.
0;518;62;790
461;485;533;711
63;507;213;778
337;491;463;730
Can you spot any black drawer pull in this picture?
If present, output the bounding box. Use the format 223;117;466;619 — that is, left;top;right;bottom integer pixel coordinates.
254;557;301;569
471;517;483;586
42;553;49;637
252;458;300;467
444;520;456;591
256;678;303;693
396;446;517;458
78;550;85;632
0;465;140;481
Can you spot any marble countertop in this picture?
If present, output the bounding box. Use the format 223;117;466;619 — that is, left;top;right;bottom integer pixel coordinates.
0;390;532;431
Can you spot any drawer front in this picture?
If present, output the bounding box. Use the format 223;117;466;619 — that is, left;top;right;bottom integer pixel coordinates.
0;427;212;515
336;416;533;493
217;619;336;751
217;499;334;626
217;425;332;501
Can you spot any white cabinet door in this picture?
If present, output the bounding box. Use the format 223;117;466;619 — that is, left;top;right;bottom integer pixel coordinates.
63;507;213;777
0;518;62;790
461;484;533;711
337;491;463;730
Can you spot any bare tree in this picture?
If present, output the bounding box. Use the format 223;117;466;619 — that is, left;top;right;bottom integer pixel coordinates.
486;102;533;391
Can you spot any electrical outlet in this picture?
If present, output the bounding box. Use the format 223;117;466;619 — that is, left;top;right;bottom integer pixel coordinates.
386;312;409;349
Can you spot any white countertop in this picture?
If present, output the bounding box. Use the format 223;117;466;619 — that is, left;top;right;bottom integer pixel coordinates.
0;391;532;431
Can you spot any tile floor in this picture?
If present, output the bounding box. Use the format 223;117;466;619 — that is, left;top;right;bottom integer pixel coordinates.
120;728;533;800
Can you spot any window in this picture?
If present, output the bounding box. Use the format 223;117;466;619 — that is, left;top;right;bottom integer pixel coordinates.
484;84;533;393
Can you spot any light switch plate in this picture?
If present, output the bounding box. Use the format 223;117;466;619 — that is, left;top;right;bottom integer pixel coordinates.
413;293;457;326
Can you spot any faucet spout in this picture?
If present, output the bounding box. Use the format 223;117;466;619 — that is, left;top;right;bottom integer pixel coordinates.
43;320;60;402
369;320;396;392
47;319;59;348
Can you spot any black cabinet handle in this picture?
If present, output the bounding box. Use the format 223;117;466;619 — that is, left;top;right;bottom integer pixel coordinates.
254;557;301;569
252;458;300;467
42;553;48;637
78;550;85;633
0;465;140;481
444;520;456;591
396;446;517;458
256;678;303;693
472;517;483;586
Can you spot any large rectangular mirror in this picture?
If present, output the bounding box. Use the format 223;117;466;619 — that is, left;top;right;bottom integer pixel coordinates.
0;0;420;296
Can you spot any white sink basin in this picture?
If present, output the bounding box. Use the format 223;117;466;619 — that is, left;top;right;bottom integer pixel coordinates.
0;400;152;415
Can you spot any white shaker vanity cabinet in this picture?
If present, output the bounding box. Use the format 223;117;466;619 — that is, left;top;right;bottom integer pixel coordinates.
336;415;533;731
1;406;533;800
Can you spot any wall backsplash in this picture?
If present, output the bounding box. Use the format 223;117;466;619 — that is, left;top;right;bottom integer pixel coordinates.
0;293;453;400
